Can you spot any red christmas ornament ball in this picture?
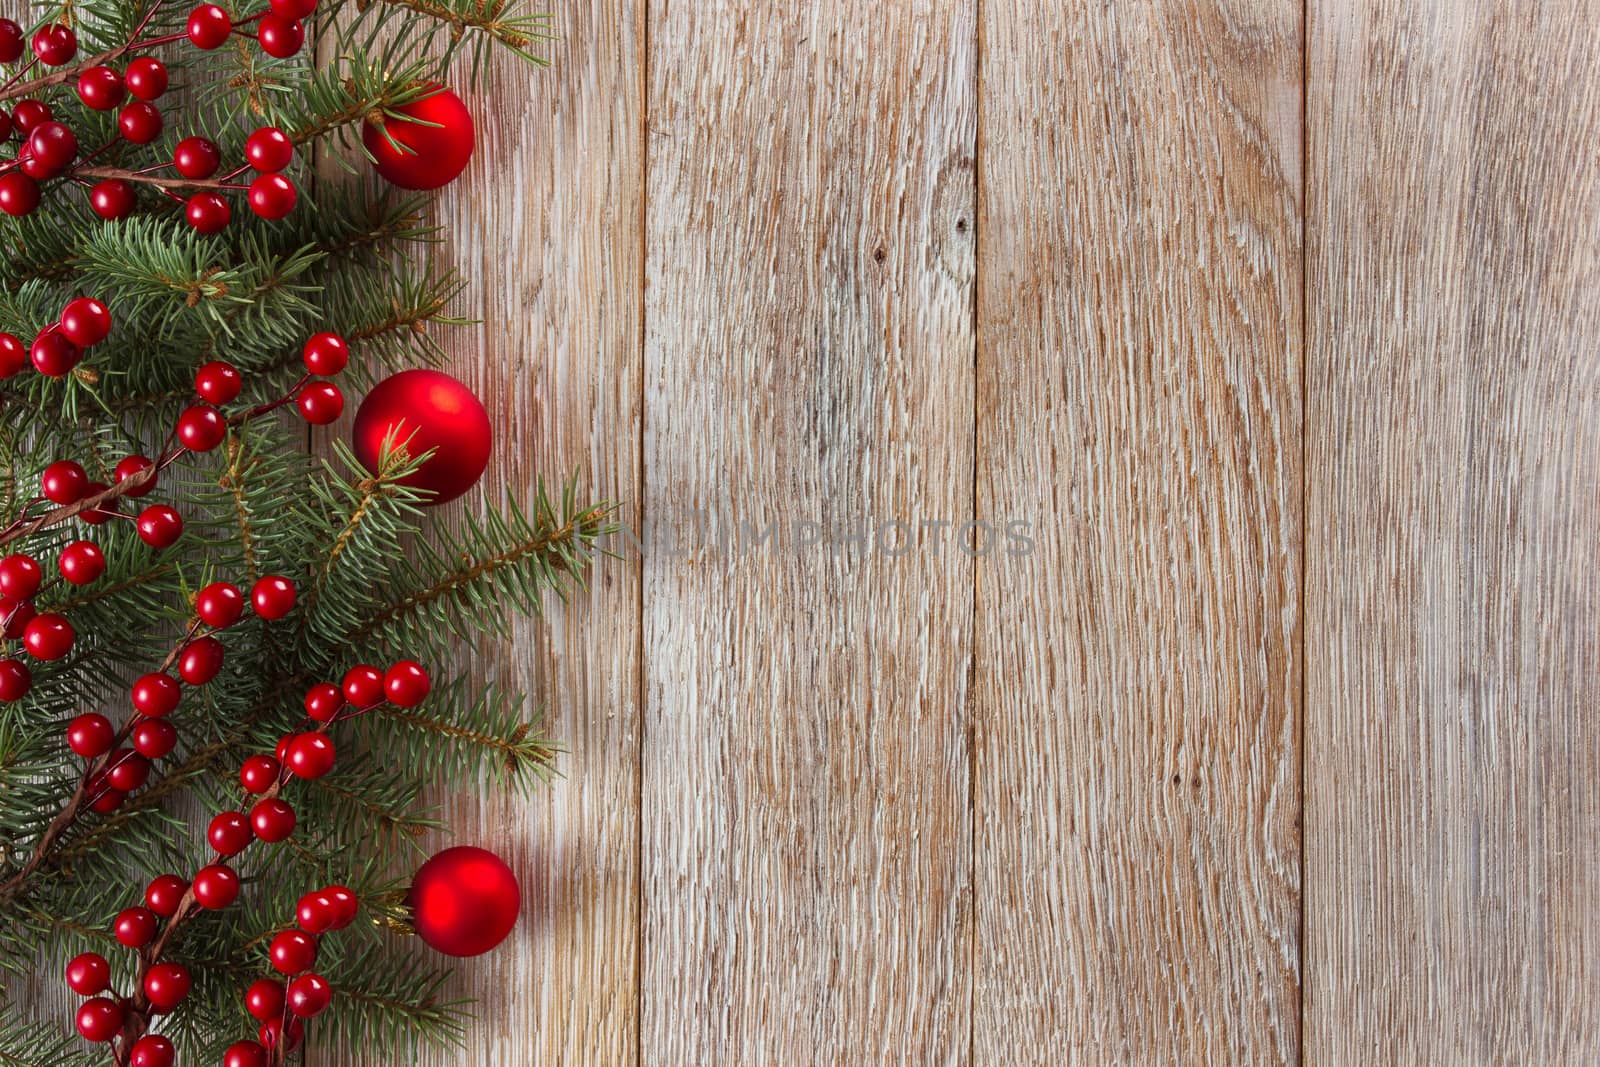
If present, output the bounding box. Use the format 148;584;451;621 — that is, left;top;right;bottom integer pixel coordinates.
130;1035;176;1067
408;846;521;956
352;370;492;506
362;84;475;191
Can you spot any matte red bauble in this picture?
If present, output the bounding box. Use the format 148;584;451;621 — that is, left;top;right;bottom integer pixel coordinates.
361;84;474;190
352;370;491;506
408;846;520;957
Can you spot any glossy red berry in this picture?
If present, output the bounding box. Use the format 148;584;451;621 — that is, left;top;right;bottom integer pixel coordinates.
0;333;25;378
269;929;318;974
296;890;334;933
130;1034;176;1067
118;101;163;144
246;126;293;172
137;505;183;549
60;297;112;347
77;66;126;111
179;635;224;684
297;381;343;424
81;482;117;525
0;19;20;62
0;596;35;639
26;122;78;176
223;1040;268;1067
245;977;286;1021
257;14;304;58
303;682;343;723
195;359;241;404
177;403;226;450
76;997;122;1042
88;784;125;813
302;332;349;375
174;136;221;180
143;961;191;1011
193;863;239;909
208;810;253;855
11;99;50;134
29;331;79;377
67;713;115;758
0;554;41;599
285;732;334;779
269;0;318;19
23;613;73;660
42;461;88;504
240;755;281;793
31;24;77;66
90;179;136;221
258;1016;305;1053
114;905;158;947
251;575;296;619
0;659;30;702
113;454;156;497
65;952;110;996
105;750;150;791
187;4;232;49
286;972;332;1017
274;733;295;762
248;172;296;219
132;672;181;717
58;541;105;585
196;581;244;627
125;57;168;101
0;173;40;218
131;717;177;759
341;664;385;707
251;797;295;842
145;874;189;917
185;192;230;234
323;884;358;929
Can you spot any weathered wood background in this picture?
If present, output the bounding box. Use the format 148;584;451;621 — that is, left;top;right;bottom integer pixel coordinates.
363;0;1599;1062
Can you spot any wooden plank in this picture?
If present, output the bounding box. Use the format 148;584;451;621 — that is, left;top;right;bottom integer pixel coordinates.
386;2;645;1063
973;2;1304;1063
1304;3;1600;1061
640;1;976;1062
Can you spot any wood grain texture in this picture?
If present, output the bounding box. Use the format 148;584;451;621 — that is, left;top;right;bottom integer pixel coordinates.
972;2;1303;1064
1304;2;1600;1062
640;1;976;1063
323;2;646;1063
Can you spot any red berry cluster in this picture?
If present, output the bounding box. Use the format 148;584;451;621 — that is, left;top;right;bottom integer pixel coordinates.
0;294;110;379
226;885;355;1065
64;663;425;1056
0;4;313;230
62;575;296;816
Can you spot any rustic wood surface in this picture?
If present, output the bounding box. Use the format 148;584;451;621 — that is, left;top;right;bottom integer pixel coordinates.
15;0;1574;1063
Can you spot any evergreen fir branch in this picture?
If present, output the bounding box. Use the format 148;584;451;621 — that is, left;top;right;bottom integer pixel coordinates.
0;1008;93;1067
368;680;559;793
323;943;470;1052
348;480;616;655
